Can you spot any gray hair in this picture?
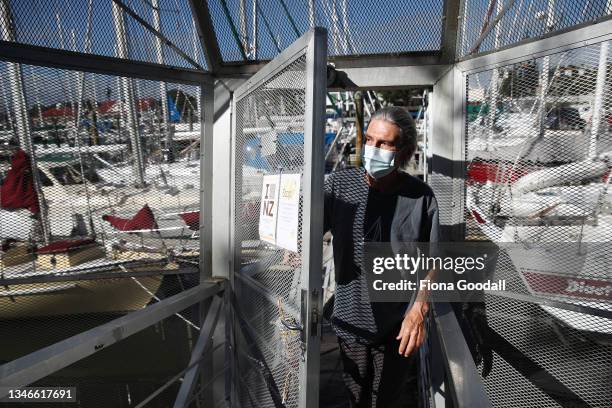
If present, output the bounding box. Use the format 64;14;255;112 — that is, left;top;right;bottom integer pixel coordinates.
370;106;417;165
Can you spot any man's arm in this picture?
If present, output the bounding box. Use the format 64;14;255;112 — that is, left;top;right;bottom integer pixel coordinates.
397;196;440;357
323;174;334;234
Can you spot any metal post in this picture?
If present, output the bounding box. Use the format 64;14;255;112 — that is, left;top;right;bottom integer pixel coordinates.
173;295;222;408
112;1;145;186
299;28;327;408
151;0;172;161
199;81;214;283
0;0;50;243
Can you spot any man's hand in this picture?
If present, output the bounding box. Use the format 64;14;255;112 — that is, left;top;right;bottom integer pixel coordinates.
396;301;429;357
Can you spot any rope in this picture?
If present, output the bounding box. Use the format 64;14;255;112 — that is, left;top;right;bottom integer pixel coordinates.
122;264;200;331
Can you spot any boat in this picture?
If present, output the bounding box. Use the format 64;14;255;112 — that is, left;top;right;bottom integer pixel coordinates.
466;153;612;334
0;149;194;320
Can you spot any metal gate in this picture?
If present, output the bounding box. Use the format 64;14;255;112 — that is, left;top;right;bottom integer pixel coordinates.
228;28;327;408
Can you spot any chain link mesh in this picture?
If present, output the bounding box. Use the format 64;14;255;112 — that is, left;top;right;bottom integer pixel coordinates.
0;0;206;70
0;59;206;404
458;0;612;58
18;301;217;407
232;53;307;408
464;42;612;407
207;0;443;62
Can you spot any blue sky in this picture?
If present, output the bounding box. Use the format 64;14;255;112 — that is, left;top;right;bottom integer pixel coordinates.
0;0;610;110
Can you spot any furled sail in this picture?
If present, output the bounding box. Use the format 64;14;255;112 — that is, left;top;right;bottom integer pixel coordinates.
0;149;39;213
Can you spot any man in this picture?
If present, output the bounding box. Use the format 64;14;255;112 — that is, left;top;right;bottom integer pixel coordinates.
323;106;439;407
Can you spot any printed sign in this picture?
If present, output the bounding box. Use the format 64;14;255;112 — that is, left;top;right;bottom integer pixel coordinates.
259;174;280;245
276;173;301;252
258;173;301;252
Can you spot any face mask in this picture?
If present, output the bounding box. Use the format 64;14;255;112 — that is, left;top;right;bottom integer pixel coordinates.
362;145;397;179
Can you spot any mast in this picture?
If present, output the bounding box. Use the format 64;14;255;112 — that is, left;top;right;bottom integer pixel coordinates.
459;0;469;56
0;80;14;131
251;0;258;59
339;0;350;53
112;1;146;186
238;0;249;56
308;0;315;28
354;91;364;167
488;0;502;137
328;0;341;54
190;19;201;125
31;70;44;126
151;0;172;161
72;0;96;236
0;0;50;243
538;0;555;137
589;0;612;158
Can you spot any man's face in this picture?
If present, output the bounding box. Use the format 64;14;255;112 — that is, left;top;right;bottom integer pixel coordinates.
365;119;402;152
365;118;410;168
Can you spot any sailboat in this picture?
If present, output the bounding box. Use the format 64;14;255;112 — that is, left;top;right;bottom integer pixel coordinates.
0;149;182;319
465;34;612;334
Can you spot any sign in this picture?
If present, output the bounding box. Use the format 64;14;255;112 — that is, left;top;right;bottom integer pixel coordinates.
276;173;301;252
258;173;301;252
259;174;280;245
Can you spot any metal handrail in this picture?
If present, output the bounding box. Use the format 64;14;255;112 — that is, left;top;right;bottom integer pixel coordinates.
432;301;493;408
0;281;223;394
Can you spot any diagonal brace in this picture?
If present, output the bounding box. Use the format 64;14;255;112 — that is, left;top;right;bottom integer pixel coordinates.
112;0;204;70
173;294;223;407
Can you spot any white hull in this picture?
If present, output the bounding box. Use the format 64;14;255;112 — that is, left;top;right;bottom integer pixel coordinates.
466;182;612;334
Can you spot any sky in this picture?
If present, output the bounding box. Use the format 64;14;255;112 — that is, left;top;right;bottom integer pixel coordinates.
0;0;610;110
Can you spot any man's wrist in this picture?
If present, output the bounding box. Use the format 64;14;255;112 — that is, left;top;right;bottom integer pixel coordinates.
405;300;429;317
413;300;429;315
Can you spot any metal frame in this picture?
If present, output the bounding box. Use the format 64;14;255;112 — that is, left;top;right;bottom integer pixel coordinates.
233;29;322;101
432;302;493;408
228;88;239;406
0;282;222;395
298;27;327;408
200;81;215;283
173;295;223;407
440;0;462;62
331;64;450;90
456;17;612;74
0;41;212;85
112;0;203;70
0;8;221;401
424;15;612;408
228;28;327;408
189;0;224;72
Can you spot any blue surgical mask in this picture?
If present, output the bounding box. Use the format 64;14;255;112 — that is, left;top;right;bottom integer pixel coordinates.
362;145;397;179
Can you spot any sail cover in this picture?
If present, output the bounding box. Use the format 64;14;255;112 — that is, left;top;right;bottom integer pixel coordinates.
102;204;158;231
37;238;96;254
179;211;199;230
0;149;39;213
